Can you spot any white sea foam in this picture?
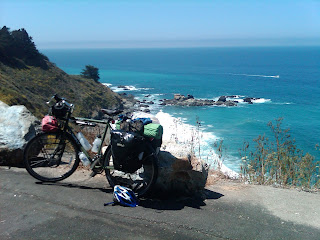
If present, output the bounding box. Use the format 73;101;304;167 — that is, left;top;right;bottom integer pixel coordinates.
232;98;245;103
155;111;239;178
111;85;153;92
251;98;271;104
102;83;112;87
213;96;272;105
274;102;293;105
235;95;246;98
231;97;271;104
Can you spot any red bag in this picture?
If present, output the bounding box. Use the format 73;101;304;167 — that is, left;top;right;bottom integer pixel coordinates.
41;115;58;132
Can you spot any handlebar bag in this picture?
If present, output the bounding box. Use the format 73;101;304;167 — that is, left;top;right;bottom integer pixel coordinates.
41;115;58;132
51;102;69;118
111;130;145;173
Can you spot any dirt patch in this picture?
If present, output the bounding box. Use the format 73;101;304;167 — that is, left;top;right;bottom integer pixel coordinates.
206;169;230;186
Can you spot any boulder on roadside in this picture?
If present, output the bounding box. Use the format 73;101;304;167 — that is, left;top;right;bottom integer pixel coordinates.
154;151;209;197
0;101;40;166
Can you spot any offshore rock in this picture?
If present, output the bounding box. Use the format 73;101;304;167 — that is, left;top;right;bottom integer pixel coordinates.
218;96;227;102
0;101;40;166
173;94;187;101
243;97;253;104
162;94;237;107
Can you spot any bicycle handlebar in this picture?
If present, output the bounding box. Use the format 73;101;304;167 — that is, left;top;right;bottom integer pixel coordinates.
53;94;62;102
47;94;74;116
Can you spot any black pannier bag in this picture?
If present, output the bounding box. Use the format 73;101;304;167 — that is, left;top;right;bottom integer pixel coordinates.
111;130;145;173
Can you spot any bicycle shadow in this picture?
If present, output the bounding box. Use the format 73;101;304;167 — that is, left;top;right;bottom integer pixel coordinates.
139;189;224;210
35;181;223;210
35;181;113;194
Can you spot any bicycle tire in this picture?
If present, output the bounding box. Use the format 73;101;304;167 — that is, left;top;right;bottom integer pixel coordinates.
24;132;80;182
104;147;158;197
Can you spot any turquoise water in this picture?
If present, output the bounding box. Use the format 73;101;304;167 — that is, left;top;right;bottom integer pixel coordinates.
43;47;320;171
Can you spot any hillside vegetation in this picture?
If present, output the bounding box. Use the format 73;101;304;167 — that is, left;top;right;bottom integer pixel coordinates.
0;26;122;118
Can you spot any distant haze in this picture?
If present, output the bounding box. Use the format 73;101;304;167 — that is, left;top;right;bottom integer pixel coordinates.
1;0;319;49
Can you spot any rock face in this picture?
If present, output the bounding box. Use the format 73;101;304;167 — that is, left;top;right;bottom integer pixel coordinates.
0;101;40;166
218;96;227;102
154;151;209;196
243;97;253;104
162;94;237;107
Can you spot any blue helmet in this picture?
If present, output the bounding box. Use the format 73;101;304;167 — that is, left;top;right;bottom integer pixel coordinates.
113;185;138;207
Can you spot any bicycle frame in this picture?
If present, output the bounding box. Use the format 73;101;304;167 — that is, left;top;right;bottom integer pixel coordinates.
64;116;112;164
24;96;158;194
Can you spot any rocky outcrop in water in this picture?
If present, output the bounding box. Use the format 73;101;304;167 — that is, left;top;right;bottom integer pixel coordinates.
161;94;237;107
243;97;261;104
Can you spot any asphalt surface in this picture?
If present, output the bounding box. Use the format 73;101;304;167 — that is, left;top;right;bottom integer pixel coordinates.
1;166;320;240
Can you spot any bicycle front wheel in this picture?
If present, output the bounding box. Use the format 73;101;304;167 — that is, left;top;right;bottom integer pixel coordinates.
104;149;158;197
24;132;80;182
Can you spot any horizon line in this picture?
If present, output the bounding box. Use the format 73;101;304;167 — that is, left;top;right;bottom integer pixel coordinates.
37;37;320;50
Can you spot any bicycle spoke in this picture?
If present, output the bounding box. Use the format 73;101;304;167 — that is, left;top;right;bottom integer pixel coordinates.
24;132;79;182
105;150;158;196
29;157;48;167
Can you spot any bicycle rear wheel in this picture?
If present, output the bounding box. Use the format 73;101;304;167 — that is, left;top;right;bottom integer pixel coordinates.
24;132;80;182
104;148;158;197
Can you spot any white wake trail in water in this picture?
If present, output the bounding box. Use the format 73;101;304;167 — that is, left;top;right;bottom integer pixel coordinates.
229;73;280;78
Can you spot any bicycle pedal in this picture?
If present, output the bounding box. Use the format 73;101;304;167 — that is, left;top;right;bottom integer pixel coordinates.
90;158;102;170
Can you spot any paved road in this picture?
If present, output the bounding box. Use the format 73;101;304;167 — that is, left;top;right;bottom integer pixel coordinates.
1;167;319;240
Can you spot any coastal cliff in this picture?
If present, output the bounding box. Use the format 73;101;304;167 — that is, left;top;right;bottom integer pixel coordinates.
0;26;122;118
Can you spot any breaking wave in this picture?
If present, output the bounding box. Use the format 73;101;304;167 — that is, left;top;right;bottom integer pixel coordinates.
104;84;153;92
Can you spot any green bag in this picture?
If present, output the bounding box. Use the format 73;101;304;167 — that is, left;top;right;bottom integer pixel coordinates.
143;123;163;139
115;120;121;130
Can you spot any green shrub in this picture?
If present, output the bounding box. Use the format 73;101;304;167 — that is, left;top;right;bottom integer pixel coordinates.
240;118;320;189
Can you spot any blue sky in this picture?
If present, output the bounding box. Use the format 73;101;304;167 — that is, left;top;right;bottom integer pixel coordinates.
1;0;319;48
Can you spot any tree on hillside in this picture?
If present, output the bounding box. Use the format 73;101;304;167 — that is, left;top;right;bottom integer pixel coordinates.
0;26;48;68
81;65;100;82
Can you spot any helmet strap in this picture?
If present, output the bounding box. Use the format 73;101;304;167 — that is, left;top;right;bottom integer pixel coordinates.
104;201;115;206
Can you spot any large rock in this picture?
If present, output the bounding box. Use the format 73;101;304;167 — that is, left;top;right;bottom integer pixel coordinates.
162;94;237;107
218;96;227;102
154;151;209;196
243;97;253;104
0;101;40;166
173;94;187;101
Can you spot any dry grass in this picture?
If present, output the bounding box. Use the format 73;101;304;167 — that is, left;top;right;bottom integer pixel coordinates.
240;118;320;190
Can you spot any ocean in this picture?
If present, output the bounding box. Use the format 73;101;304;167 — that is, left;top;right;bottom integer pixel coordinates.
43;47;320;172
